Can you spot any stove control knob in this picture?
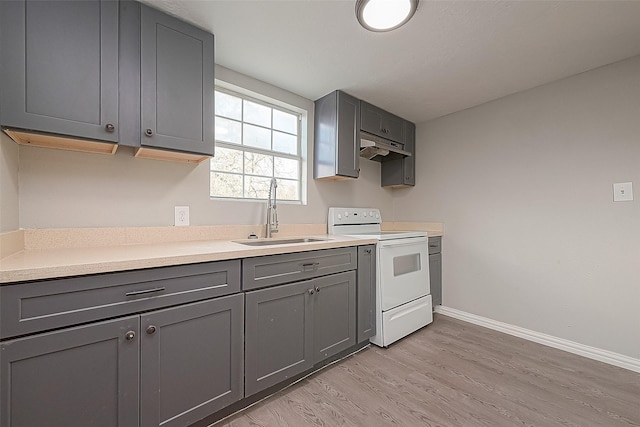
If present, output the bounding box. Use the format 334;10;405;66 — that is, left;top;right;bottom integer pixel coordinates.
337;214;342;220
344;211;349;217
370;210;375;217
363;211;367;217
375;212;380;219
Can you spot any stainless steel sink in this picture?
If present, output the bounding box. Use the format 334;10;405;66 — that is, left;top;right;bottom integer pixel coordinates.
234;237;328;246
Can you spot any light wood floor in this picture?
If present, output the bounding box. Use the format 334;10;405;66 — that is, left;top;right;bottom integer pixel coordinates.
217;314;640;426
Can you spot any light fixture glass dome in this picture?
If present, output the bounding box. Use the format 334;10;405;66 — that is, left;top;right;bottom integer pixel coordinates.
356;0;419;32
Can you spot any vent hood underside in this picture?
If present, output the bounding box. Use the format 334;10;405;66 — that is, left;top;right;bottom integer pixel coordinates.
359;131;411;161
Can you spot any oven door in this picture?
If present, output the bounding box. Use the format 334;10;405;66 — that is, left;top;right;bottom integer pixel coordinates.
378;236;430;312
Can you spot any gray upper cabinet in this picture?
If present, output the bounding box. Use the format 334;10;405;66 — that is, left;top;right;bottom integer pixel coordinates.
0;0;119;143
140;295;244;427
0;316;139;427
314;90;360;180
381;120;416;187
360;101;405;143
357;245;376;342
119;2;214;157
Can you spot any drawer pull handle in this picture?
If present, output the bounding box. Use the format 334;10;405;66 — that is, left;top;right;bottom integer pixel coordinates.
124;331;136;341
125;287;166;297
301;262;320;272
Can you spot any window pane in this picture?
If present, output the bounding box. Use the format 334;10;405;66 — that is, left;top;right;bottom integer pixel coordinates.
211;147;243;173
274;157;298;179
211;172;243;198
273;131;297;155
244;100;271;127
244;152;273;177
243;123;271;150
273;109;297;134
215;91;242;120
244;176;271;199
277;178;299;201
215;117;241;144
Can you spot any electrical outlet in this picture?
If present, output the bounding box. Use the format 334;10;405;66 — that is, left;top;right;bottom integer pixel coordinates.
174;206;190;226
613;182;633;202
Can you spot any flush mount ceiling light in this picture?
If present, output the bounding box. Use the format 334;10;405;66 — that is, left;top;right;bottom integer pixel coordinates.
356;0;419;32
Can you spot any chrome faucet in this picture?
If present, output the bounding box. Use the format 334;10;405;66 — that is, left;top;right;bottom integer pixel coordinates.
266;178;278;238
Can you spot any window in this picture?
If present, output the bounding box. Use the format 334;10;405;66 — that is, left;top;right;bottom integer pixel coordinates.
211;89;302;202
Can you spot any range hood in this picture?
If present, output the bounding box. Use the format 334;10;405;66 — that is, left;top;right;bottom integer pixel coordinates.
359;131;411;161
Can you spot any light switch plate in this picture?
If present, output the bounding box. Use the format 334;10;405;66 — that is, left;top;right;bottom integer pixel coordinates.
613;182;633;202
174;206;190;226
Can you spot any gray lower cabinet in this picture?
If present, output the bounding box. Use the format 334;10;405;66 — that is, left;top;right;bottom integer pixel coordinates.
429;237;442;306
0;316;140;427
313;271;357;362
314;90;361;180
119;1;215;156
382;121;415;187
0;260;243;427
357;245;376;342
244;271;356;397
244;280;313;397
140;295;244;427
0;295;243;427
0;0;119;142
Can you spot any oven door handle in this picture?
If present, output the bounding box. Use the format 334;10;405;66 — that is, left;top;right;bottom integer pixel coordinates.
379;237;428;248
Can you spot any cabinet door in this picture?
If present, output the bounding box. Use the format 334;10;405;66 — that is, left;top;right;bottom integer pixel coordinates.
140;295;244;427
0;316;139;427
429;253;442;306
361;101;404;143
357;245;377;342
402;121;416;185
245;281;313;396
314;90;360;179
313;271;356;363
0;0;119;142
381;121;415;187
140;4;214;155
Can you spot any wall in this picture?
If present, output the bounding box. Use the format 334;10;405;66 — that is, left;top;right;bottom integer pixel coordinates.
17;66;394;229
0;132;20;232
393;56;640;359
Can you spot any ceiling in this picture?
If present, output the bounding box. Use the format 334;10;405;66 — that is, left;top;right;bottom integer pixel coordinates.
141;0;640;124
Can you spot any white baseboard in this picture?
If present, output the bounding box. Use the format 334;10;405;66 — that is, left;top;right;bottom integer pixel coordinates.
434;306;640;374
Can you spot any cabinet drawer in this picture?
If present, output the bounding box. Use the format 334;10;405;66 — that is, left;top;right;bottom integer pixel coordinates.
242;247;357;291
428;236;442;254
0;260;240;339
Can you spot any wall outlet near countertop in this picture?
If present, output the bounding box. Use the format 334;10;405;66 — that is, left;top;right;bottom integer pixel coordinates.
174;206;190;226
612;182;633;202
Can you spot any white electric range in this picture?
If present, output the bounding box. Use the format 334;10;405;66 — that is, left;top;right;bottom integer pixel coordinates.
328;207;433;347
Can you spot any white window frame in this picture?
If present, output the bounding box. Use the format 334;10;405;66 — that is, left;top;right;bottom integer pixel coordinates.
211;86;305;203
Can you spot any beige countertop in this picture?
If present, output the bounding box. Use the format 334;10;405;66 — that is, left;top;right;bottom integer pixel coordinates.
0;235;377;284
0;222;443;284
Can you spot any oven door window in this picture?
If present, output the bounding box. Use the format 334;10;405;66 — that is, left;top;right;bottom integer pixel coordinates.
379;238;430;311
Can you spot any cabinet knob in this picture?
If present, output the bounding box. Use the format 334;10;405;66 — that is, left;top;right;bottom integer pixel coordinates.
308;289;315;295
105;123;115;133
365;249;372;254
315;286;321;293
146;325;157;335
145;128;154;137
124;331;136;341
